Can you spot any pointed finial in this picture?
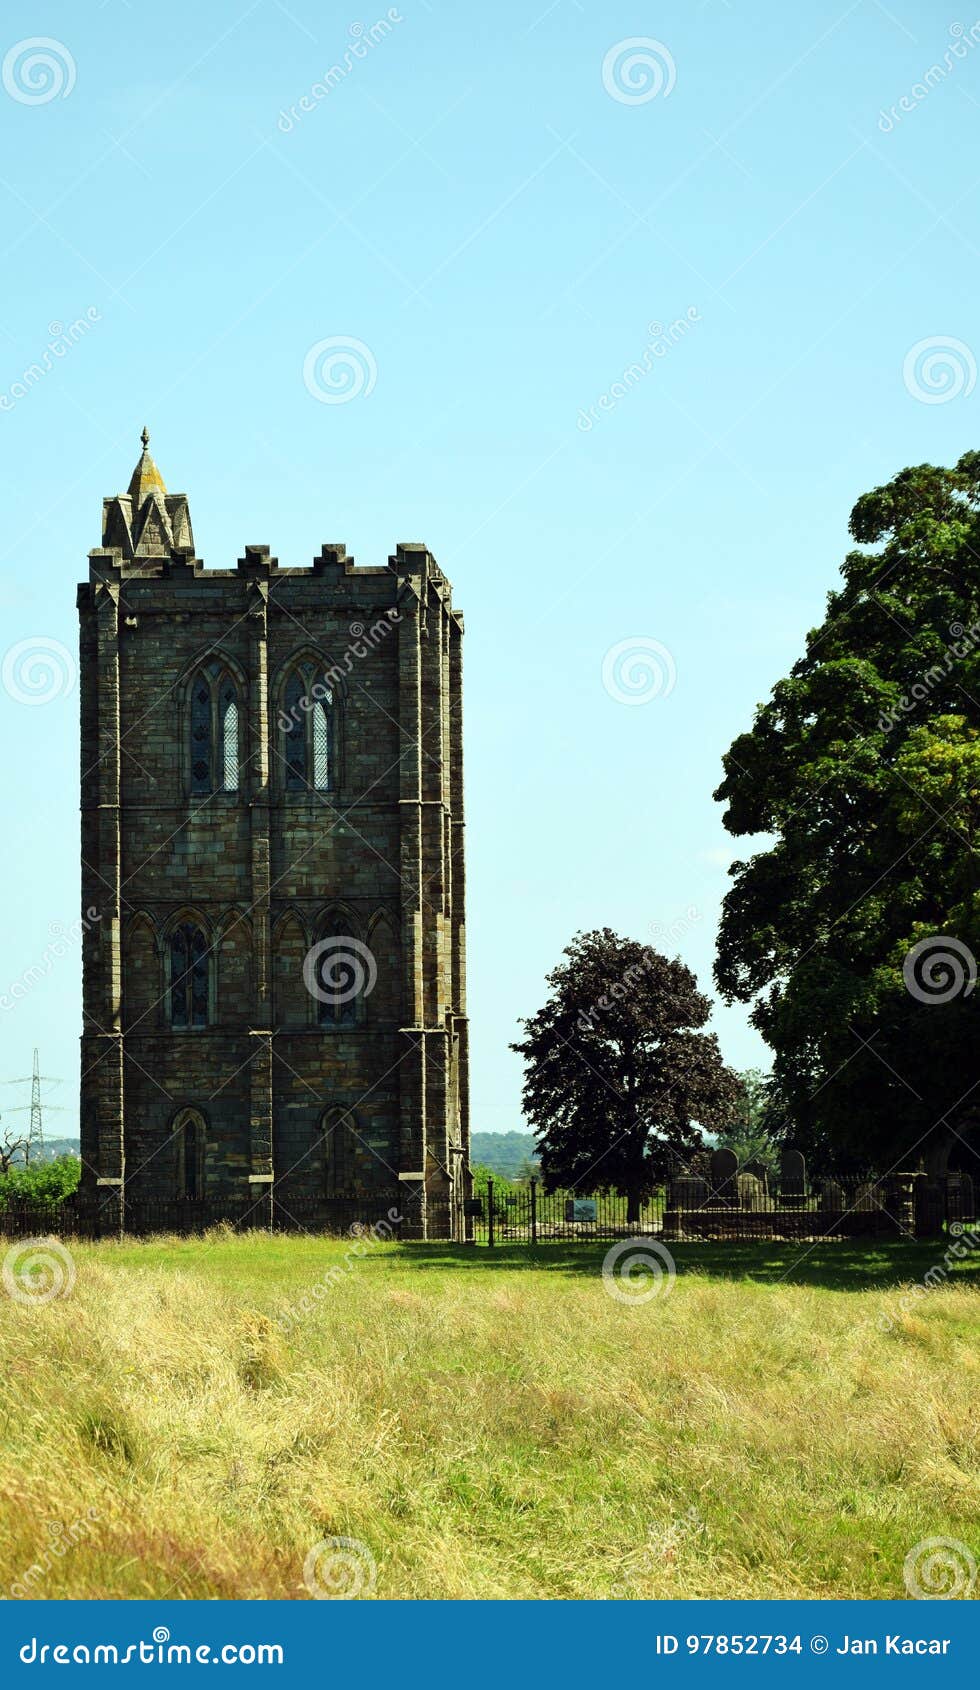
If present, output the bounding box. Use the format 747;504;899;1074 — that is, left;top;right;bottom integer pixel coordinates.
140;426;150;451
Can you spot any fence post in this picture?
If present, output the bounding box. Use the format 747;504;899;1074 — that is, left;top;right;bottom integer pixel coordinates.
530;1178;538;1246
487;1177;495;1249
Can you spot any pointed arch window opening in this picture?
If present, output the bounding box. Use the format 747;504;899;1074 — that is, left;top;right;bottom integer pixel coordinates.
188;661;241;795
175;1108;206;1200
316;922;359;1028
281;661;335;792
320;1107;356;1196
220;686;239;792
170;923;209;1028
184;1116;200;1198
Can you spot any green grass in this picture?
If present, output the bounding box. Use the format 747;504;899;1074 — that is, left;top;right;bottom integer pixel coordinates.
0;1232;978;1599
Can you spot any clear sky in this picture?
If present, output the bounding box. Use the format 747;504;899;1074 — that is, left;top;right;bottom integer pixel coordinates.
0;0;976;1137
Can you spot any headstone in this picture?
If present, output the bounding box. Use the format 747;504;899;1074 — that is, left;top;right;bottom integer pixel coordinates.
707;1147;739;1207
818;1178;845;1211
946;1170;977;1225
743;1158;770;1193
737;1172;766;1212
779;1147;807;1206
669;1174;708;1211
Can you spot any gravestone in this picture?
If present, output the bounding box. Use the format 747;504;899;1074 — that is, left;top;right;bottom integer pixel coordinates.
707;1147;739;1207
779;1148;807;1207
737;1172;766;1212
743;1158;770;1194
669;1174;708;1211
947;1170;977;1225
818;1177;845;1211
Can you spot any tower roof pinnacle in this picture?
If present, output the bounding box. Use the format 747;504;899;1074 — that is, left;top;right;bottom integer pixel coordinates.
127;425;167;505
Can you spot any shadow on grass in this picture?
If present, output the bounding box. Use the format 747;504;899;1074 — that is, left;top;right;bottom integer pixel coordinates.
390;1238;980;1291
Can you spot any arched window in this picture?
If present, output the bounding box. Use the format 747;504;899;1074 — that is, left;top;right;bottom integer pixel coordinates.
320;1107;356;1196
279;659;335;792
188;660;241;795
311;919;364;1028
170;922;209;1028
175;1107;206;1199
220;682;239;791
190;674;212;793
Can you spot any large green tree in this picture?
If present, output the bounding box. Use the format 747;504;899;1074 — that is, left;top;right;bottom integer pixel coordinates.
512;929;738;1219
715;454;980;1171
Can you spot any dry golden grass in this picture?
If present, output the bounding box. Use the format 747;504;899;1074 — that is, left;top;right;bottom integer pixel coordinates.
0;1232;978;1599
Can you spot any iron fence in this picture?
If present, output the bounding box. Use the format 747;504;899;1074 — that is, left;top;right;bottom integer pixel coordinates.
0;1169;974;1244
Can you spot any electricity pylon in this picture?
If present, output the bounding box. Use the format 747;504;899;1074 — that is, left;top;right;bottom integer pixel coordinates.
2;1049;63;1165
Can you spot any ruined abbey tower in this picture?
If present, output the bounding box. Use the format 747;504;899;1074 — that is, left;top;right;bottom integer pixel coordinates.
78;432;469;1237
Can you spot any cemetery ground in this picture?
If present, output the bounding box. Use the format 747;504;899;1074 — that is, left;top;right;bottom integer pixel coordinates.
0;1231;978;1600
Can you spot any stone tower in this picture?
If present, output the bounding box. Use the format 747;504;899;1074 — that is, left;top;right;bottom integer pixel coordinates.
78;432;469;1237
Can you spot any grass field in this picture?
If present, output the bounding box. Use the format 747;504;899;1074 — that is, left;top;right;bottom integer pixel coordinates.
1;1230;978;1600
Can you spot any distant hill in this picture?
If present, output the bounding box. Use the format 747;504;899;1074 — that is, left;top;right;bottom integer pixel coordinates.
6;1137;79;1165
470;1131;539;1179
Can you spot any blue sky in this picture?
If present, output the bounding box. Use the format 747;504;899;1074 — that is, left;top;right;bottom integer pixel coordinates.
0;0;976;1136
